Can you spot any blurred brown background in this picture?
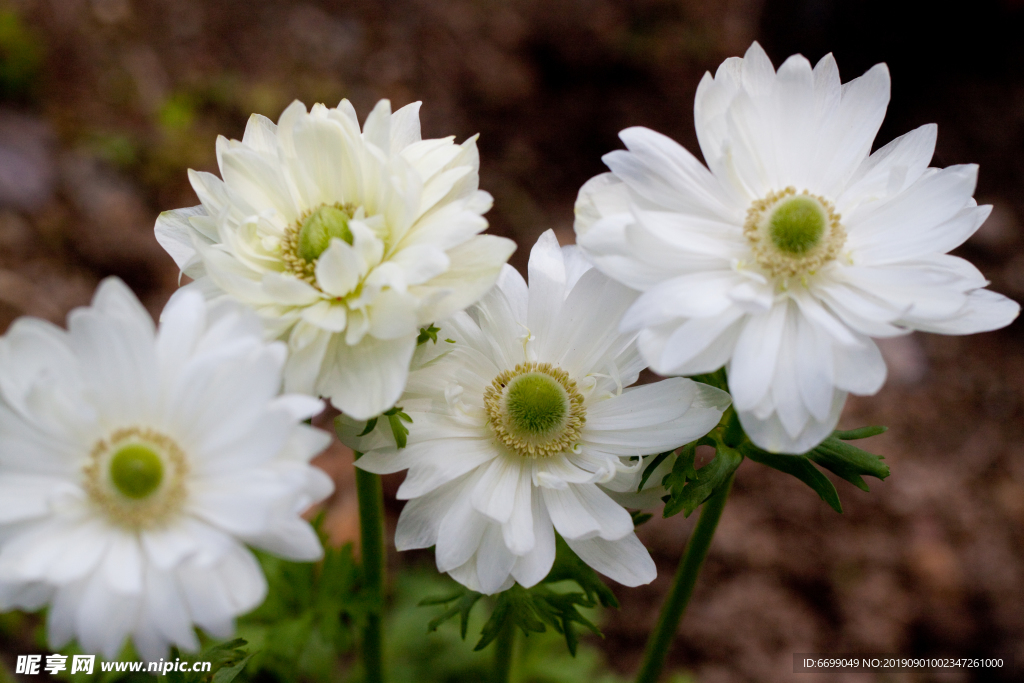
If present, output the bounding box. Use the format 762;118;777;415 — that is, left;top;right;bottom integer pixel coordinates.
0;0;1022;681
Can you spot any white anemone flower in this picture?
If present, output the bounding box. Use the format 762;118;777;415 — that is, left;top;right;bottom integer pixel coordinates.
0;278;333;660
574;42;1020;454
338;231;730;594
156;99;516;420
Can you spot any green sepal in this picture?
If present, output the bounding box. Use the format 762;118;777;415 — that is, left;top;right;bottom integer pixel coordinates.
383;406;413;449
807;433;890;492
662;440;742;518
417;324;441;345
739;443;843;513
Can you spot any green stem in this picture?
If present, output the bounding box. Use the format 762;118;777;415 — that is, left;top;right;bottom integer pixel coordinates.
493;618;516;683
355;454;386;683
635;474;734;683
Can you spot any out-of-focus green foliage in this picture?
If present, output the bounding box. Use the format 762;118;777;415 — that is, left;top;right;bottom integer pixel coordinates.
0;7;43;101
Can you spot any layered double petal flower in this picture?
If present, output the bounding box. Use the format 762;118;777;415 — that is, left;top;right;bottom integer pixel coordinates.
157;99;515;419
575;43;1019;453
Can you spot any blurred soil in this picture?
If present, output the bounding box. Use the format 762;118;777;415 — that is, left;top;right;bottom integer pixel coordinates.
0;0;1022;681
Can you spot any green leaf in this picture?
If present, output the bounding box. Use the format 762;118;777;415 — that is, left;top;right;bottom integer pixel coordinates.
544;536;618;609
475;586;547;651
808;435;889;492
661;442;698;495
833;425;887;440
663;441;742;518
417;324;441;345
356;417;378;437
211;654;253;683
526;586;602;656
638;450;674;491
383;406;413;449
421;588;483;639
740;443;843;513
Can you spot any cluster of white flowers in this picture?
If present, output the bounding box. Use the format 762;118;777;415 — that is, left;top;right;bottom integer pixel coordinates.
0;45;1016;659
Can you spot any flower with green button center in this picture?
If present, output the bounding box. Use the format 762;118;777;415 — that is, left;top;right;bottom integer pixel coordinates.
484;362;586;458
155;98;516;422
768;195;826;255
744;187;846;280
109;444;164;499
82;426;189;529
0;277;335;660
341;231;733;595
280;203;356;286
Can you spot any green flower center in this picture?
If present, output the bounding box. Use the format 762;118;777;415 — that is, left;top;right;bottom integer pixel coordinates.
109;444;164;499
767;196;826;256
505;373;569;437
298;205;354;261
743;187;847;281
83;427;189;529
281;203;356;286
484;362;586;458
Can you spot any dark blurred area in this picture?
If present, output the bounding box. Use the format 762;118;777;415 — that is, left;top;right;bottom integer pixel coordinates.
0;0;1021;681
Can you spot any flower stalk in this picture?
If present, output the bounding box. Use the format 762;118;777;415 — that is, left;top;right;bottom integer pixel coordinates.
635;473;734;683
493;618;516;683
355;453;387;683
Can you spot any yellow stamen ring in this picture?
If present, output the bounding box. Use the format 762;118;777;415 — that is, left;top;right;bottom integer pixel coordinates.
484;362;586;458
744;187;846;279
83;427;189;529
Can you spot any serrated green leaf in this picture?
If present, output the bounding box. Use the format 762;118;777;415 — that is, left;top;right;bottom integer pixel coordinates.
545;536;618;609
421;588;483;639
417;324;441;345
475;586;547;651
808;435;889;491
740;443;842;513
527;587;602;657
663;442;742;518
661;442;698;494
833;425;887;440
638;450;674;491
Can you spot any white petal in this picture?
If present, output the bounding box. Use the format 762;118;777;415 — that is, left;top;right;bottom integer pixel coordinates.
321;334;417;420
564;533;656;587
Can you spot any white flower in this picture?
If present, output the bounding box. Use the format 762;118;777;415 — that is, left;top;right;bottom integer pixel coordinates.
339;231;730;594
0;278;334;660
156;99;516;420
574;42;1020;454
